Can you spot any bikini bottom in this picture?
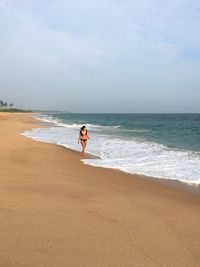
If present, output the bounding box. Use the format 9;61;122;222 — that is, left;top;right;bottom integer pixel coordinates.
81;139;87;143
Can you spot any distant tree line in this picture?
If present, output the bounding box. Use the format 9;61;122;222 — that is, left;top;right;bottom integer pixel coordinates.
0;100;32;112
0;100;14;109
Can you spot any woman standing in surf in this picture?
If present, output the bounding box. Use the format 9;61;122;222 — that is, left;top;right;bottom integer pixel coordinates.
78;126;90;155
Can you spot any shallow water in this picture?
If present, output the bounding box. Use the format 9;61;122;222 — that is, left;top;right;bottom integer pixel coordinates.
22;113;200;184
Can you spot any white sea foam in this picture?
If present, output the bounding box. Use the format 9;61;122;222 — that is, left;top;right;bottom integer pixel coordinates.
35;115;121;131
22;117;200;185
120;129;150;133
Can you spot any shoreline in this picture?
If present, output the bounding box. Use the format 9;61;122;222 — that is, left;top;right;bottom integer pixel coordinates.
29;114;200;195
1;112;200;267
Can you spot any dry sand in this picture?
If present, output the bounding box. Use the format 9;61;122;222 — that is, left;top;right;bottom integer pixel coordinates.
0;113;200;267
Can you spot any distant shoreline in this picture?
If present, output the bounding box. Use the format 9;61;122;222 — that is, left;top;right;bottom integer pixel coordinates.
0;108;33;113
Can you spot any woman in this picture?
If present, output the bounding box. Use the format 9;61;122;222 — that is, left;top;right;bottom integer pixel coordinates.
78;125;90;155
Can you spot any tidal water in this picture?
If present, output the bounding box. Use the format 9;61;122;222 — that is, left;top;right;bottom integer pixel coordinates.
23;113;200;184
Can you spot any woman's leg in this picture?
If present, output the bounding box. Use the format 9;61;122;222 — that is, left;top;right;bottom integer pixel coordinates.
81;140;87;155
81;141;84;153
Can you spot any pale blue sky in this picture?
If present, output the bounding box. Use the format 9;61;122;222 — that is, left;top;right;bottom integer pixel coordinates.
0;0;200;112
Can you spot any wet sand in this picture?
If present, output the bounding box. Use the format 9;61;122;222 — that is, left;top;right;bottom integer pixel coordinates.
0;113;200;267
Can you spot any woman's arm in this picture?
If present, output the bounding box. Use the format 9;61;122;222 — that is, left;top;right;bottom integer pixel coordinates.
78;133;81;143
87;132;91;139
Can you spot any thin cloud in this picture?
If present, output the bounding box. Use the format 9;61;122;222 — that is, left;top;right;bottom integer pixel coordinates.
0;0;6;7
0;0;200;112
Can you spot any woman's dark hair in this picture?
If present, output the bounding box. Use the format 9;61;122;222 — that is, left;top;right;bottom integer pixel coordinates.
81;126;86;131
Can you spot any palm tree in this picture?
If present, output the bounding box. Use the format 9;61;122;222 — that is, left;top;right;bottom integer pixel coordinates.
0;100;3;109
10;103;13;108
4;102;8;109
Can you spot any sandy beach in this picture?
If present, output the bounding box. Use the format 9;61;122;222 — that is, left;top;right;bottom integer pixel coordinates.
0;113;200;267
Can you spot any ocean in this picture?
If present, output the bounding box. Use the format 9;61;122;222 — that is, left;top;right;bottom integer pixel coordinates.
22;113;200;185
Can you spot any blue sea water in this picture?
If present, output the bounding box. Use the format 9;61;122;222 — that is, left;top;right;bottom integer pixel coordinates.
23;113;200;184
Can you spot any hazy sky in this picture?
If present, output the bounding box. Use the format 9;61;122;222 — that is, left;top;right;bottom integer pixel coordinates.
0;0;200;112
